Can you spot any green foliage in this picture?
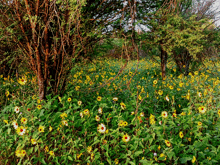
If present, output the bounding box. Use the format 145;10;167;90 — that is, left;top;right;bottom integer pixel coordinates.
1;58;220;164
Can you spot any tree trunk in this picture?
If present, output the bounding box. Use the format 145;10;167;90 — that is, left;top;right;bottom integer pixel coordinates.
161;48;168;79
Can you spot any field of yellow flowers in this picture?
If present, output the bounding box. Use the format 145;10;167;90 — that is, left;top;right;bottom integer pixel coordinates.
1;58;220;164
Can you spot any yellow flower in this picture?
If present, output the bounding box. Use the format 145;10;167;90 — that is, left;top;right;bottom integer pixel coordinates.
31;139;37;145
18;76;27;85
15;149;26;158
80;112;83;118
138;95;142;100
97;123;106;133
87;146;92;153
38;126;45;132
139;112;144;117
15;150;21;157
169;86;173;90
158;90;163;95
122;134;130;143
97;96;102;101
198;122;202;126
159;153;166;161
153;80;157;84
77;153;83;159
192;156;196;163
179;131;184;138
123;121;128;126
14;106;20;113
12;120;18;129
49;126;53;132
165;140;171;147
60;113;67;119
78;101;82;106
45;146;49;152
98;107;103;114
113;97;118;101
75;86;80;91
172;113;177;118
162;111;168;119
120;102;126;110
21;118;27;124
188;138;191;142
119;120;124;127
67;97;72;102
198;106;206;114
115;158;119;164
95;115;100;121
158;145;161;150
16;126;26;136
165;95;169;102
58;97;62;102
37;105;42;109
49;151;54;156
198;92;202;97
62;120;68;126
218;110;220;117
32;95;36;100
3;120;8;124
83;109;90;116
5;91;9;97
181;112;186;116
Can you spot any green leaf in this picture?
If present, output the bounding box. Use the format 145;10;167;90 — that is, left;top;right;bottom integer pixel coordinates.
68;156;73;161
179;157;191;163
134;151;143;157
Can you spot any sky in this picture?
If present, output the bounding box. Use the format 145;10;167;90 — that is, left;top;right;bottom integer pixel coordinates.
213;0;220;26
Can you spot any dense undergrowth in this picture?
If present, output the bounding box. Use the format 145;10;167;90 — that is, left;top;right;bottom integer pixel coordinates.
1;58;220;164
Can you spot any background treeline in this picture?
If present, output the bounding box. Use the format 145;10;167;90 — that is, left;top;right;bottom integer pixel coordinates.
0;0;219;99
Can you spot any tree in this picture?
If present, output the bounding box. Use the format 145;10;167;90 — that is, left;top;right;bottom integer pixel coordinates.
141;0;219;78
0;0;102;100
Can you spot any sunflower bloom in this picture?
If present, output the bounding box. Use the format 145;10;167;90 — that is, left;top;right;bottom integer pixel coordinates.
165;140;171;147
120;102;126;110
38;126;45;132
153;80;157;84
49;151;55;156
18;76;27;85
16;126;26;136
21;117;27;124
179;131;184;138
78;101;82;106
122;134;130;143
95;115;100;121
14;106;20;113
83;109;90;116
97;123;106;133
97;96;102;101
158;90;163;95
15;149;26;157
31;139;37;145
198;106;206;114
67;97;72;102
198;122;202;126
37;105;42;109
162;111;168;119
